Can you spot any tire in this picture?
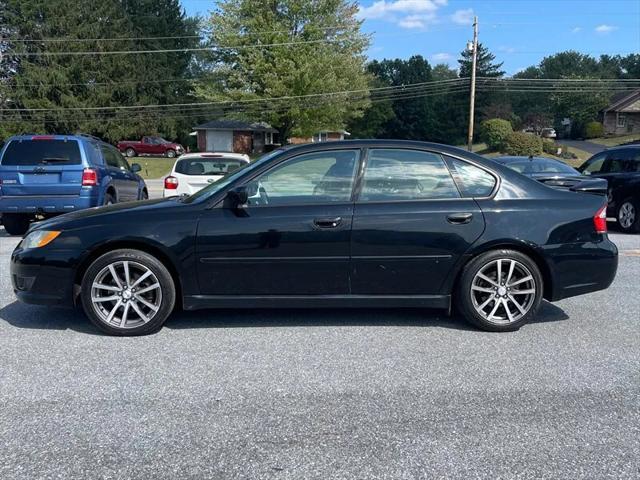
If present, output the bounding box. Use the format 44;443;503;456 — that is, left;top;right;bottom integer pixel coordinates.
125;148;137;158
80;249;176;336
140;189;149;201
456;249;544;332
2;213;31;236
104;192;116;206
616;198;640;233
165;149;176;158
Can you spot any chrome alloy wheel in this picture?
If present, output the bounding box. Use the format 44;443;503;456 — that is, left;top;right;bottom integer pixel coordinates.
618;202;636;230
90;260;162;329
470;259;536;324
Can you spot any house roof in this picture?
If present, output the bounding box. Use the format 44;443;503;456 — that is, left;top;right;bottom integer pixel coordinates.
194;120;278;133
603;90;640;113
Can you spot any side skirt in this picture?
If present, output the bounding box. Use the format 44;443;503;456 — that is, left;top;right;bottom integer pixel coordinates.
183;294;451;311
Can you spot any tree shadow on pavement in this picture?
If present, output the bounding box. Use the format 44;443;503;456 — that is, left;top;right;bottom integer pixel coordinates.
0;300;569;335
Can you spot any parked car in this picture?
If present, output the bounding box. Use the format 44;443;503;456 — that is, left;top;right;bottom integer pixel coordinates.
493;156;607;194
0;134;147;236
164;152;250;197
11;140;617;336
117;136;184;158
541;128;557;139
577;145;640;233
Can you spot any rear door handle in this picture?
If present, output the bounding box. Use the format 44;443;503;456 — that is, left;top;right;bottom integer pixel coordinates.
313;217;342;229
447;213;473;225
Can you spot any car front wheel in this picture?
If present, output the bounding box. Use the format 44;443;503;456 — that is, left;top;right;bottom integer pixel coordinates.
80;249;176;336
2;213;31;236
457;249;543;332
617;198;639;233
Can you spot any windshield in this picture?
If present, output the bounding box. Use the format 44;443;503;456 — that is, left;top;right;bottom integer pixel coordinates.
182;149;285;204
504;159;578;175
1;139;82;166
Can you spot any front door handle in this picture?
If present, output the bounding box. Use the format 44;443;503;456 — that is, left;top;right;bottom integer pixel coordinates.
313;217;342;229
447;213;473;225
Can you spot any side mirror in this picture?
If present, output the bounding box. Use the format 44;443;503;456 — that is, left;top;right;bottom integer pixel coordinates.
225;186;249;211
130;163;142;173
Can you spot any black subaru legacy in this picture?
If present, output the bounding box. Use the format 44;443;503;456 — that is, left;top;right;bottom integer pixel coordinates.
11;140;618;336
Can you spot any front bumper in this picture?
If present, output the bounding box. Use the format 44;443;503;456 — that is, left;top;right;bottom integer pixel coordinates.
544;236;618;301
11;247;76;307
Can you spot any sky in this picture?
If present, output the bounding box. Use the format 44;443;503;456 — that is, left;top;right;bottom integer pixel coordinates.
181;0;640;76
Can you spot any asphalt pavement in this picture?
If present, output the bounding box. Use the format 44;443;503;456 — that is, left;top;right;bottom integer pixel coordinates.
556;139;606;155
0;228;638;479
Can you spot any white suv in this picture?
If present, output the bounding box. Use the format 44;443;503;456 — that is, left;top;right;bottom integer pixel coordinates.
163;152;250;197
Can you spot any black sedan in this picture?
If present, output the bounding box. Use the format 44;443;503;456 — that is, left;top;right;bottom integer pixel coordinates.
11;141;618;336
493;156;607;194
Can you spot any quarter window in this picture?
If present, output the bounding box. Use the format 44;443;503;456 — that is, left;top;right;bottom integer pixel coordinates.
101;145;120;169
245;150;359;206
445;157;496;197
360;149;460;202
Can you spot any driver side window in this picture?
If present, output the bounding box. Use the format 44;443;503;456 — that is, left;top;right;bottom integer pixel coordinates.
245;150;360;206
581;152;606;175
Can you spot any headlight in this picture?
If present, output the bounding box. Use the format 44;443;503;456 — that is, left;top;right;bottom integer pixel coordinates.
21;230;61;249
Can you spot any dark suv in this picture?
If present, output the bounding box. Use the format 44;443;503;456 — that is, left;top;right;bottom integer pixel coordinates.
578;145;640;233
0;134;148;235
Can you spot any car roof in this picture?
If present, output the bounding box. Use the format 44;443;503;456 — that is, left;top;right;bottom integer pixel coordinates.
4;134;106;145
605;144;640;151
178;152;250;161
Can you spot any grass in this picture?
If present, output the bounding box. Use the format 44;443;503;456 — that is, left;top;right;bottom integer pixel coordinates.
132;157;176;179
589;134;640;147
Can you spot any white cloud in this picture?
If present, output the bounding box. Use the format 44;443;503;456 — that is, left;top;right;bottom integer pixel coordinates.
450;8;474;25
571;27;582;34
358;0;447;29
595;24;618;34
432;52;452;62
498;46;516;54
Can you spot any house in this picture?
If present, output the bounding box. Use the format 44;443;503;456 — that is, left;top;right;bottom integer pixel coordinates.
288;130;351;145
601;90;640;135
193;120;279;155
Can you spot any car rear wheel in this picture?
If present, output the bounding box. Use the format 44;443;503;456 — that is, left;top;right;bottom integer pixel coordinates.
617;198;639;233
80;249;176;336
104;192;116;206
2;213;31;236
457;249;543;332
165;149;176;158
125;148;137;158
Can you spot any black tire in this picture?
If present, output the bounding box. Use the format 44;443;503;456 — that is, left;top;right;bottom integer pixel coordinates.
104;192;116;206
616;197;640;233
80;249;176;336
140;189;149;200
165;149;176;158
456;249;544;332
125;148;137;158
2;213;31;236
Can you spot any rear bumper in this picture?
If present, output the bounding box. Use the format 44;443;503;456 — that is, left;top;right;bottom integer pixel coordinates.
544;237;618;301
0;192;99;215
10;247;75;307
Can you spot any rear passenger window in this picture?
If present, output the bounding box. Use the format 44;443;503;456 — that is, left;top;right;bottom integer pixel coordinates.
445;157;496;197
360;149;460;202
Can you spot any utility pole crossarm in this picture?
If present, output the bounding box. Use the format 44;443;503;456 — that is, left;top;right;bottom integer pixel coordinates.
467;16;479;152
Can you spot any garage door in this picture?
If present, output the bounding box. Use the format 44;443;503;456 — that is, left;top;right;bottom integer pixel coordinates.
206;131;233;152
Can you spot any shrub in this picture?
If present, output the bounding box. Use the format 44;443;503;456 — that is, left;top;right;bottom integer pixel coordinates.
542;140;558;155
504;132;543;156
583;121;604;139
479;118;513;151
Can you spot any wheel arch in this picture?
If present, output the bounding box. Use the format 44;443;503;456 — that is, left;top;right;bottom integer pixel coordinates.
73;240;183;308
450;240;553;301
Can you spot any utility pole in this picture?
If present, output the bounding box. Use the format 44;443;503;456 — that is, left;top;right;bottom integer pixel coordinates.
467;16;479;152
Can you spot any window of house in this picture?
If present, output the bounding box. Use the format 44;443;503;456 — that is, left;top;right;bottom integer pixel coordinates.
617;114;627;128
359;149;460;202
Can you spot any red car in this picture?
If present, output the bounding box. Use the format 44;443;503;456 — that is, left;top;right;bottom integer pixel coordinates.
117;136;184;158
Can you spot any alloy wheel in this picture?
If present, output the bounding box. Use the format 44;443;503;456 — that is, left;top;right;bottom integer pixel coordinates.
470;259;536;324
90;260;162;329
618;202;636;229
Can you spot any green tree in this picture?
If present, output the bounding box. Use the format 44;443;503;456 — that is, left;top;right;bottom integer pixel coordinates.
458;43;505;78
0;0;199;141
200;0;370;141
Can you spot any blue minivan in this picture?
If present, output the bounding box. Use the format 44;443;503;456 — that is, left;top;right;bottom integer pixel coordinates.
0;134;148;235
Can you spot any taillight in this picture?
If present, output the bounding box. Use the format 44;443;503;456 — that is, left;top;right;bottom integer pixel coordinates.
594;204;607;234
82;168;98;186
164;176;178;189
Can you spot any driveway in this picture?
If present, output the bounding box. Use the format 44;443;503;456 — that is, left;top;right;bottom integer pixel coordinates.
0;229;639;479
557;139;605;155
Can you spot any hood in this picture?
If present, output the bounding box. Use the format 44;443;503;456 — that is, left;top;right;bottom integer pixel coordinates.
31;197;183;232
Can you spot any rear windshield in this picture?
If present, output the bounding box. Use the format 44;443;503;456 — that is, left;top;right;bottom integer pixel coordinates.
1;139;82;166
505;159;577;175
175;157;246;176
